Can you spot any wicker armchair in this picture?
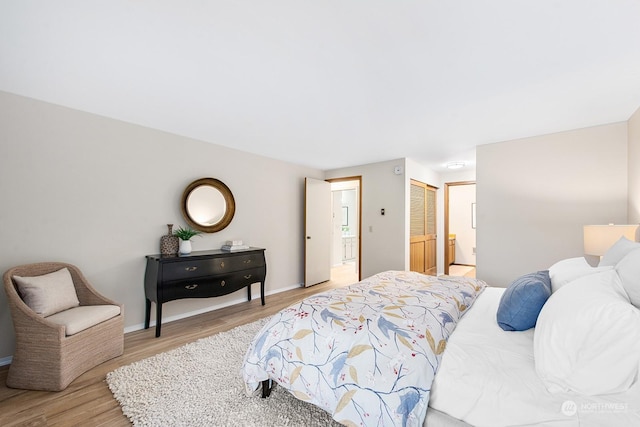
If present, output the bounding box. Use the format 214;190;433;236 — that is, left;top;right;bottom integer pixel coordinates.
3;262;124;391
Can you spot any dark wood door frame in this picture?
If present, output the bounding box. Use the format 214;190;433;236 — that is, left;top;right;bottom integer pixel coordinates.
327;176;362;282
444;181;475;275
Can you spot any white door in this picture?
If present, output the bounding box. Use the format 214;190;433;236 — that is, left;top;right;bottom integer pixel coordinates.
305;177;331;287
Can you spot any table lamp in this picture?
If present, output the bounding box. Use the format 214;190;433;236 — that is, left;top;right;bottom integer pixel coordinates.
583;224;639;257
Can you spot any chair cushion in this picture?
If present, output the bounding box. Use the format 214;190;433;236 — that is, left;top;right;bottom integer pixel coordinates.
46;305;121;336
13;268;80;317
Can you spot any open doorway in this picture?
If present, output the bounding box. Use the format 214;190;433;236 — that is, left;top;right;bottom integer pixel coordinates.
329;178;361;285
444;181;476;277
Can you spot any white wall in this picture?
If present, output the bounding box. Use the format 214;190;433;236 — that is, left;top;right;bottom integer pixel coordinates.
629;106;640;224
326;159;407;279
342;190;358;236
330;191;343;266
0;91;324;361
476;122;629;287
449;184;476;265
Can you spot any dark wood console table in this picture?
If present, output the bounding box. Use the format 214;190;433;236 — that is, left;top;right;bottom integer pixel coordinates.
144;248;266;337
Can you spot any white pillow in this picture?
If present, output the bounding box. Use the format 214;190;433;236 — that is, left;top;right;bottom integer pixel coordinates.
547;257;612;293
599;236;640;267
615;247;640;307
534;269;640;395
13;268;80;317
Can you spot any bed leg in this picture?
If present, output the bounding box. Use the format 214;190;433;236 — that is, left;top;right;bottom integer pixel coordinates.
261;379;273;398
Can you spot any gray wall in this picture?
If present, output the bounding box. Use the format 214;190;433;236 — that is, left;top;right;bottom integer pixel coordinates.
476;122;629;287
3;89;639;363
326;159;408;279
0;91;323;361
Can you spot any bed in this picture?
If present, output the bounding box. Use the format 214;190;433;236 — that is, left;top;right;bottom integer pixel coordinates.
429;286;640;426
241;239;640;427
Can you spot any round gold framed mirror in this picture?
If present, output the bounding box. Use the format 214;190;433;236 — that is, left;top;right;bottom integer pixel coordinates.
181;178;236;233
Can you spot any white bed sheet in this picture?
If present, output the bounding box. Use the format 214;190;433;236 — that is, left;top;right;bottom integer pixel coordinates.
429;287;640;427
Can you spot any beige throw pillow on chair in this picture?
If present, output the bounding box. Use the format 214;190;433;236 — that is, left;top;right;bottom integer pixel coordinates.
13;267;80;317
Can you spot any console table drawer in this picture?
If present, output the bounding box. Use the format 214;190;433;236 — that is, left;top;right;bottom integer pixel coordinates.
162;252;266;281
163;266;266;301
232;253;265;269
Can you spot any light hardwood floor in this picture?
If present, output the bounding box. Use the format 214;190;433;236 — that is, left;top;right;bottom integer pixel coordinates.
448;264;476;278
0;278;353;427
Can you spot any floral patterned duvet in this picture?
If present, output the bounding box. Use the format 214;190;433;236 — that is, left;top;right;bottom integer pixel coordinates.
241;270;487;427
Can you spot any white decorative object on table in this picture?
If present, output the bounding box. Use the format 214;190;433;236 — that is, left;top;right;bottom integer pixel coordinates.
179;239;192;255
221;239;249;251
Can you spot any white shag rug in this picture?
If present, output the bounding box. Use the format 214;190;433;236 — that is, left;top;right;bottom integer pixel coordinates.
107;317;341;426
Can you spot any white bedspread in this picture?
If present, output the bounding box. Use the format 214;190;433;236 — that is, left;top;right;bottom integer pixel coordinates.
429;287;640;427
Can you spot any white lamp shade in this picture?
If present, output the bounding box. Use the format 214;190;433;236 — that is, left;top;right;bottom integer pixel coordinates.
583;225;639;256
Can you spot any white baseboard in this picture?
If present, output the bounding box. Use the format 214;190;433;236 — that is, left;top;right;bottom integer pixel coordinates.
125;282;302;333
2;283;304;367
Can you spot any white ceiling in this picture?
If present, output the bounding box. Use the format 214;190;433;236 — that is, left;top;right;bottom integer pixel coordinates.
1;1;639;172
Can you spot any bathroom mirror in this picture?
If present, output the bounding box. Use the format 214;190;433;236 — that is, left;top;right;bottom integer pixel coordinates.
181;178;235;232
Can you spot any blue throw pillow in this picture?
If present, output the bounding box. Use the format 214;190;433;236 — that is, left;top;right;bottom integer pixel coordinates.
496;270;551;331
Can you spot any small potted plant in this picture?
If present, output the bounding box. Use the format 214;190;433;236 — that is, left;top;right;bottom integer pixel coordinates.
174;226;202;255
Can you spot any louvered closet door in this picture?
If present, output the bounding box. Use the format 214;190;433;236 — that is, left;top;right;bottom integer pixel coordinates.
410;180;437;275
